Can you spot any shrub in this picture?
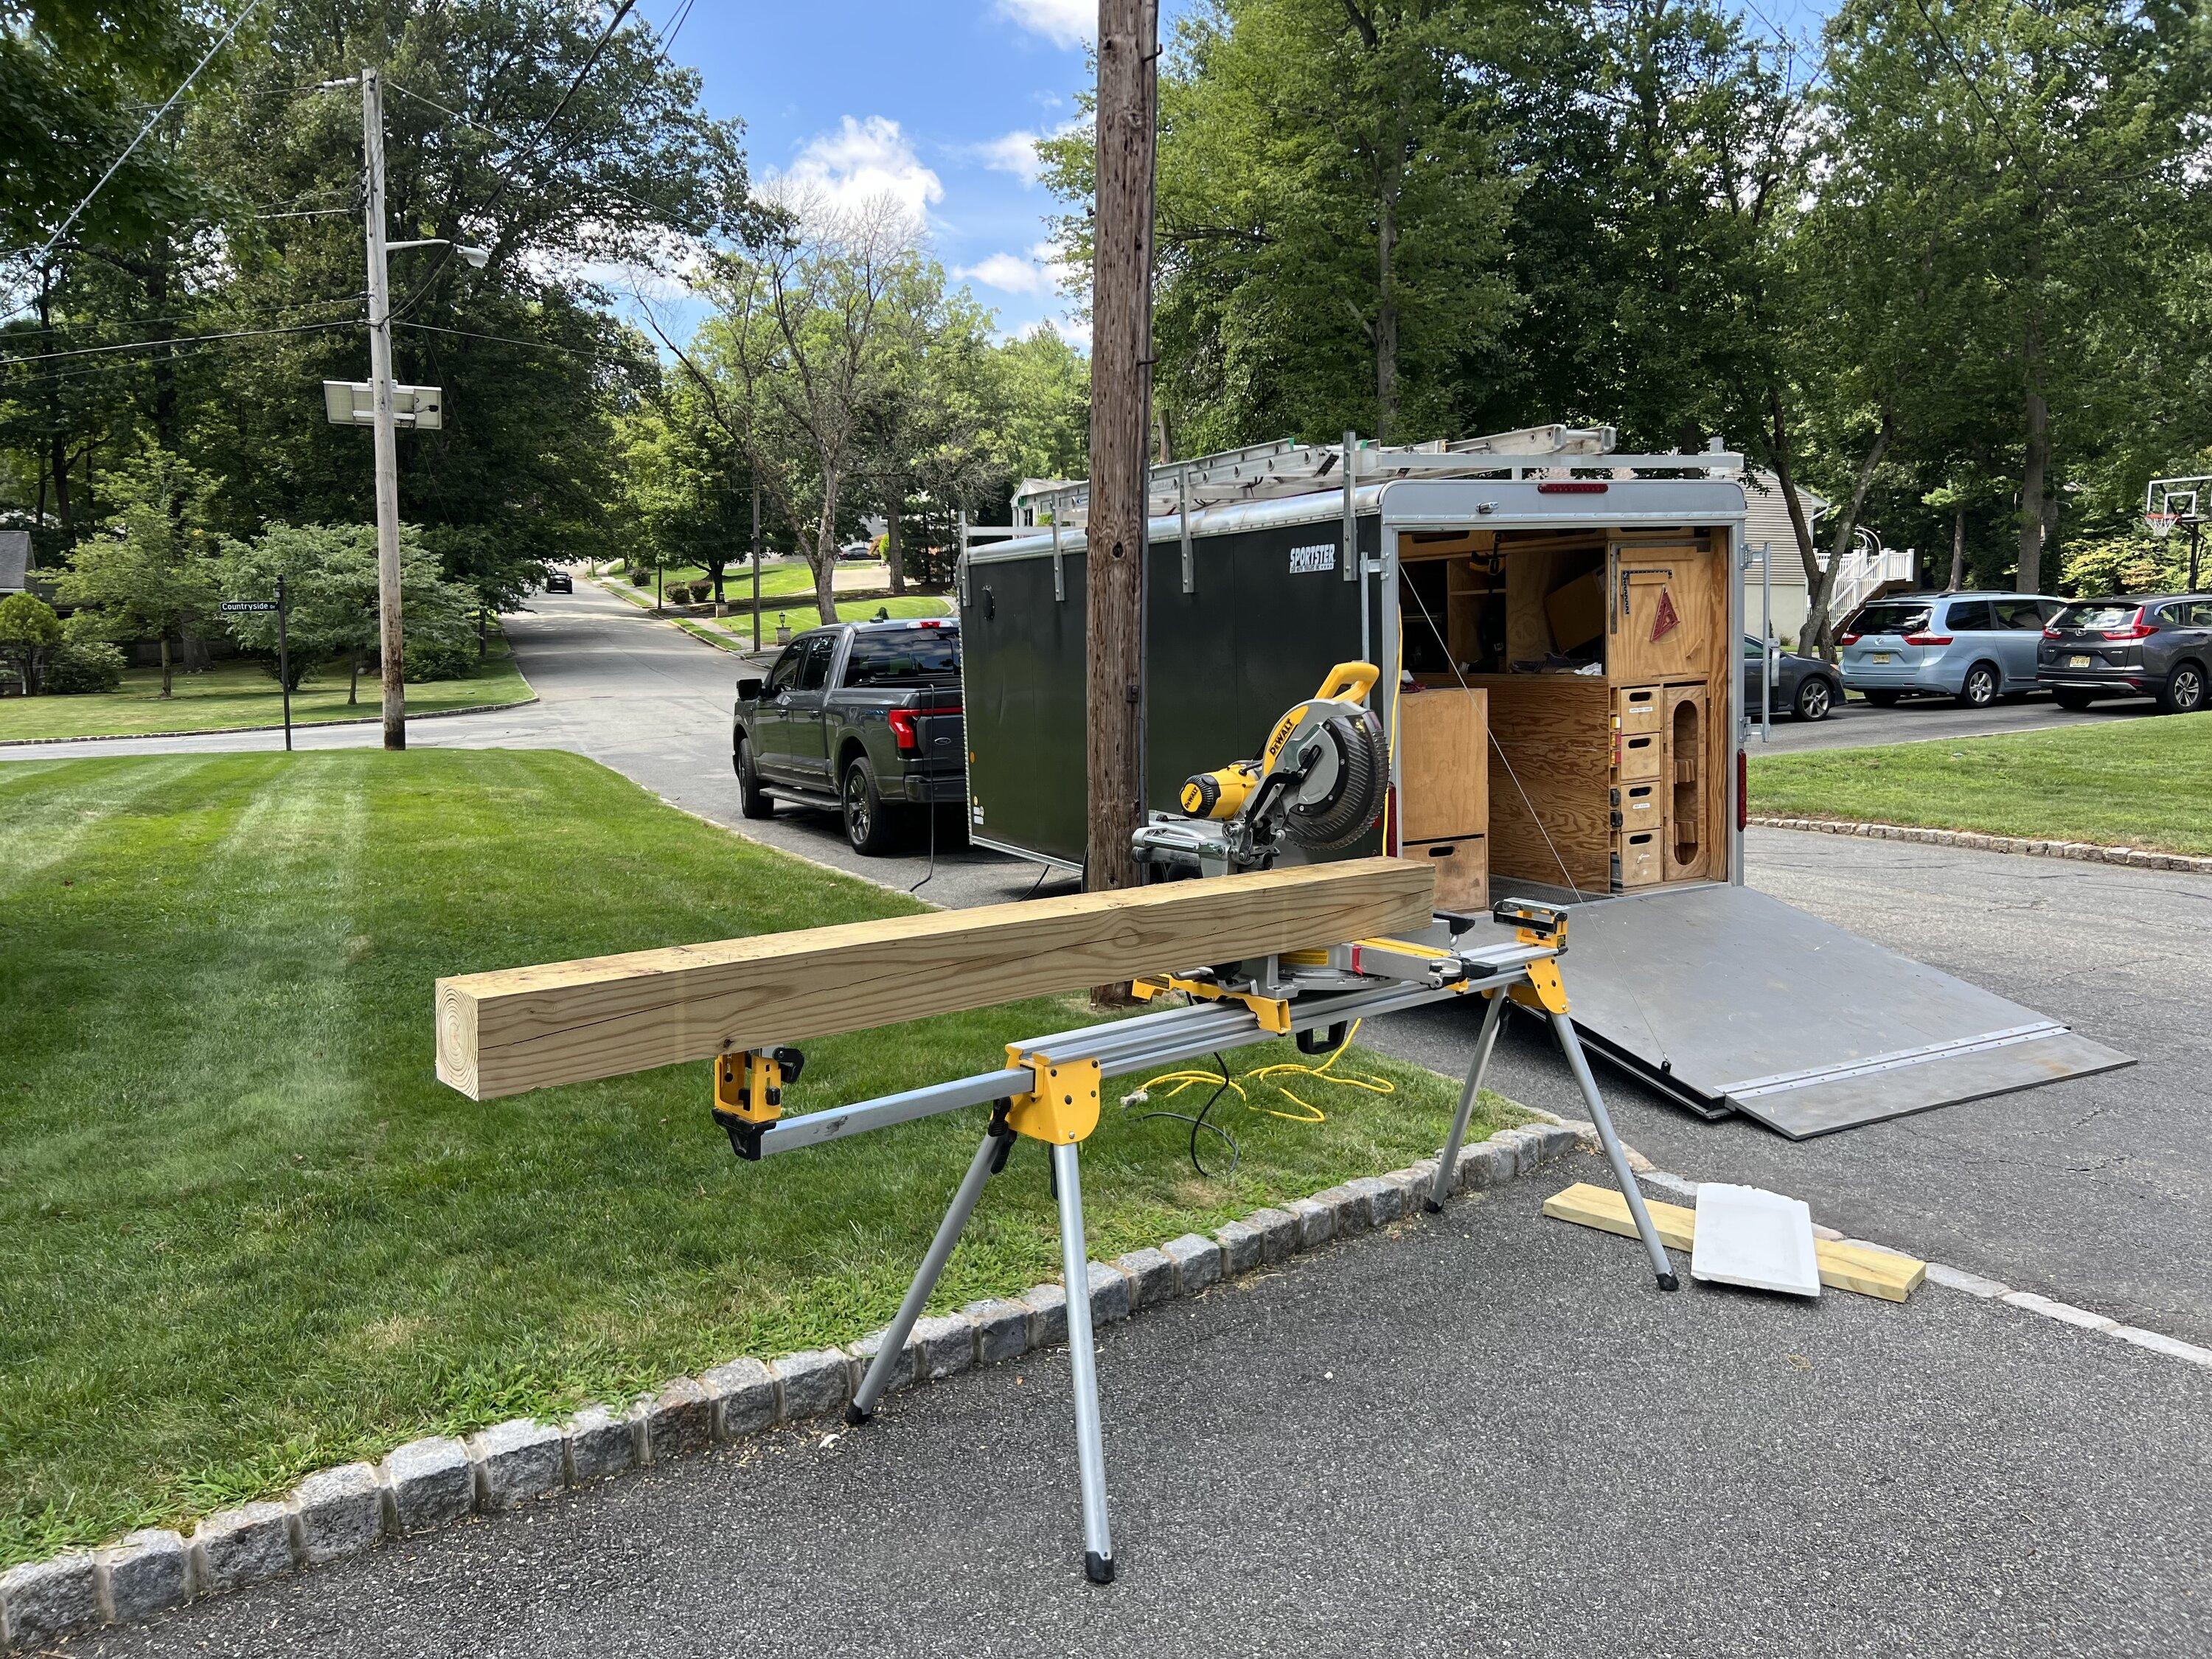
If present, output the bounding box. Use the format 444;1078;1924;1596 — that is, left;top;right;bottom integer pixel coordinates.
404;636;477;684
628;566;650;586
44;639;127;695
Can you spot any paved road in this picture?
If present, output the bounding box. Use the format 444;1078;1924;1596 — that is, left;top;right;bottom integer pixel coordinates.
74;1155;2212;1659
1756;689;2163;752
1366;828;2212;1346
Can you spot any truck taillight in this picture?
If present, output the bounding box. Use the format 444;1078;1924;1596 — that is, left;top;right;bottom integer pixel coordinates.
888;710;918;751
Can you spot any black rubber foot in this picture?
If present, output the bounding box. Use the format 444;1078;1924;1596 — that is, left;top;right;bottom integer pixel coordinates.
843;1402;872;1426
1085;1551;1116;1585
1422;1198;1443;1214
1656;1272;1680;1293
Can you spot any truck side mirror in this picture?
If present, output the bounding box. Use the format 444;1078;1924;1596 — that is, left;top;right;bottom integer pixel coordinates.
737;676;764;700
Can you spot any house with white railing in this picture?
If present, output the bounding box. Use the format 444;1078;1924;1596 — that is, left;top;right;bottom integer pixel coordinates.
1740;470;1916;646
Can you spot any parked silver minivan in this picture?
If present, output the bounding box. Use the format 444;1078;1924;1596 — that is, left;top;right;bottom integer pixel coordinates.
1838;591;2066;708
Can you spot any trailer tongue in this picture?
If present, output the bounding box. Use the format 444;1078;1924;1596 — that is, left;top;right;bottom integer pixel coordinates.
1552;886;2133;1138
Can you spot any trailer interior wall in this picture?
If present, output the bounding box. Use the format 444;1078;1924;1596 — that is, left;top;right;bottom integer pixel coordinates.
1391;521;1734;900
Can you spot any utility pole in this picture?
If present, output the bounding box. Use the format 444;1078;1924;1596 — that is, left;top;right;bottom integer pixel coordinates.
751;481;762;652
1085;0;1158;898
361;66;406;751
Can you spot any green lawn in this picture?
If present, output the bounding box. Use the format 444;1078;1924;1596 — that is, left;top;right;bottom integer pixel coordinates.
1750;712;2212;855
712;594;954;638
0;751;1514;1565
624;560;884;599
0;644;532;743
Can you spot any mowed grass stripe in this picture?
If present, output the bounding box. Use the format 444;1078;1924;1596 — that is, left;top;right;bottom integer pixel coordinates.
0;751;1514;1565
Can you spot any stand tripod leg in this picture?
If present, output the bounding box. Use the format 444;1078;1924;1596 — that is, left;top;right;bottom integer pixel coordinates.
1051;1140;1115;1583
849;1124;1006;1424
1427;987;1509;1213
1548;1010;1678;1291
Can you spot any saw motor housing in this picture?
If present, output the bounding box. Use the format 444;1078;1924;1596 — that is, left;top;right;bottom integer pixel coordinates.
1133;661;1389;881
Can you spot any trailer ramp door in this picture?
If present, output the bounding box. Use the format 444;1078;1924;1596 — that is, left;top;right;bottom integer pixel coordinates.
1559;886;2132;1138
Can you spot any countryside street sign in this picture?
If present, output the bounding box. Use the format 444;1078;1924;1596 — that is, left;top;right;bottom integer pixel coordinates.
221;600;280;613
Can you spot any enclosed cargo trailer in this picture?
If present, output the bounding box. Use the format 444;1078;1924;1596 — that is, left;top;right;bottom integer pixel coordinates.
956;430;2129;1137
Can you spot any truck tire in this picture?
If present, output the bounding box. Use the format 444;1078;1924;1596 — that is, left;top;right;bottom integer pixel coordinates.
841;757;903;855
734;738;775;820
2158;661;2205;714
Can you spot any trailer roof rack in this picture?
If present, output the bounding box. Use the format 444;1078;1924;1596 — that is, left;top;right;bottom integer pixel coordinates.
1004;425;1742;531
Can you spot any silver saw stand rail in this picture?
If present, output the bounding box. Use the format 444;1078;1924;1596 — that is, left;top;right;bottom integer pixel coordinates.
737;918;1674;1584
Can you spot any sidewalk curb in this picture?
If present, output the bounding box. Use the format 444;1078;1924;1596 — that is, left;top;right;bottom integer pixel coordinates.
1748;815;2212;873
0;1119;1571;1649
0;695;539;751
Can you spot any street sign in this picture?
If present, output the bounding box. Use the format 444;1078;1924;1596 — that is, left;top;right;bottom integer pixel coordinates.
219;584;294;750
221;600;280;613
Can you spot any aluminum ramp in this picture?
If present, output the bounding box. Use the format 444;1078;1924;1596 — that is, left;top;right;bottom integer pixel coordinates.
1555;886;2133;1138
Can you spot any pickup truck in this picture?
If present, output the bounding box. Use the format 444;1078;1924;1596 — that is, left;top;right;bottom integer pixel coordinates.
731;619;966;854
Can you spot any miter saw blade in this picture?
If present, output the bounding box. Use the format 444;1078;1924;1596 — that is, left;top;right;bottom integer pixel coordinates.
1281;709;1388;850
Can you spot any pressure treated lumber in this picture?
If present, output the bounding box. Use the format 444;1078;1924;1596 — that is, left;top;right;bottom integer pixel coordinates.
1542;1182;1925;1302
437;858;1433;1101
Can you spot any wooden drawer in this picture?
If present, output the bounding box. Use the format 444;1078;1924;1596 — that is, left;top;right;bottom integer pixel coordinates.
1613;781;1660;836
1616;830;1662;889
1404;835;1487;913
1616;729;1663;782
1615;684;1662;737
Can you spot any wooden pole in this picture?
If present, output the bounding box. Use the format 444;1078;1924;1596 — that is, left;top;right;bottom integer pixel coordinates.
1085;0;1158;898
361;66;407;751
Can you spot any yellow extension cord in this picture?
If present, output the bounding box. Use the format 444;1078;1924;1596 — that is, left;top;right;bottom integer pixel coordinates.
1133;1018;1395;1125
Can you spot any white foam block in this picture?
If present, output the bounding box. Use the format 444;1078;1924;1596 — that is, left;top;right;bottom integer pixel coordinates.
1691;1183;1822;1298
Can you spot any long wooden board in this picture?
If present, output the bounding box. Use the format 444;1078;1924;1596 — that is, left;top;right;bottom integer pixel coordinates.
437;858;1434;1101
1541;1181;1924;1302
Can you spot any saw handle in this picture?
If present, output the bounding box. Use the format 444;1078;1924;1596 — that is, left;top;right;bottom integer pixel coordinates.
1312;661;1380;706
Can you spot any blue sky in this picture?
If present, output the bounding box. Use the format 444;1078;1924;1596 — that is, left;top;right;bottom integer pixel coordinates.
639;0;1833;349
636;0;1107;346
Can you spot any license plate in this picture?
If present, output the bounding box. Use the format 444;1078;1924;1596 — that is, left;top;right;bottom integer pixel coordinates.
2068;655;2092;668
1869;652;1893;664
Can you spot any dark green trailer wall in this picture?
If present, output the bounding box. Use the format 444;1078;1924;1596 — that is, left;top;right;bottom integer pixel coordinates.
961;514;1385;868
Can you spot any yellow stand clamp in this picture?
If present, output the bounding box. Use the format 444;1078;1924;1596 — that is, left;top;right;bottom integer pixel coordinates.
712;1046;804;1161
1496;900;1571;1015
1128;973;1293;1034
1004;1048;1102;1144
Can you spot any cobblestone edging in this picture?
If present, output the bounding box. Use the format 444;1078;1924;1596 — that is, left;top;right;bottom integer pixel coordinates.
0;696;540;751
0;1121;1582;1650
1749;815;2212;874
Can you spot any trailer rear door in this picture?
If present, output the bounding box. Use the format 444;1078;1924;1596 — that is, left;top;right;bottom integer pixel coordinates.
1558;886;2131;1138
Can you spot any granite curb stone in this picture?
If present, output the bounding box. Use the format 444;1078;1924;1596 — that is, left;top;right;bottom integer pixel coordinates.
562;1404;639;1484
287;1463;385;1566
912;1313;977;1382
381;1436;476;1534
191;1501;293;1595
632;1377;715;1462
96;1530;189;1626
964;1297;1034;1366
1018;1283;1069;1349
702;1357;778;1441
1113;1247;1177;1310
1085;1260;1133;1325
771;1348;852;1422
1;1554;100;1647
467;1419;565;1509
1213;1218;1263;1276
1162;1232;1223;1294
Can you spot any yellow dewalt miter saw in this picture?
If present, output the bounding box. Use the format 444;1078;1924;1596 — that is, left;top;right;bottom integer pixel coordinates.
1132;661;1390;881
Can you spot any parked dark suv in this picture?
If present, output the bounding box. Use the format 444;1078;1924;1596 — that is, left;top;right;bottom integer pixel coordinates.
2037;594;2211;714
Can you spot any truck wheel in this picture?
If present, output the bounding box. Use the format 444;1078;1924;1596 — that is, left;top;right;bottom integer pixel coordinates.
734;739;774;820
841;757;902;855
1955;662;1999;709
2158;661;2205;714
2050;687;2097;712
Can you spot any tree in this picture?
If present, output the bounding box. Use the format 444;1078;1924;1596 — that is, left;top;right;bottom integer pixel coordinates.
0;591;62;693
671;194;933;624
54;445;218;694
218;521;468;698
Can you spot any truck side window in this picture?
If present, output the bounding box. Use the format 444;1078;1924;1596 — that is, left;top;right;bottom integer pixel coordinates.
765;644;803;695
796;634;835;692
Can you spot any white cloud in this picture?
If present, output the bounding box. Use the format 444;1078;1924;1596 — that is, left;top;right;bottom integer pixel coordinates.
976;129;1044;185
995;0;1093;48
768;116;943;229
956;240;1073;298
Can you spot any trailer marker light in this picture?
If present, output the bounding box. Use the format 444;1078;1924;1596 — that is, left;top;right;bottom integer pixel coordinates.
1537;481;1608;494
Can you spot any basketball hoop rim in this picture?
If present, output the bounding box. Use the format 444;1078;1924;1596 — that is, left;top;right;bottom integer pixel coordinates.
2144;512;2180;540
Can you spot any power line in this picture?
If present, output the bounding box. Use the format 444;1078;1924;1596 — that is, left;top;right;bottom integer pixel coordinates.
0;319;350;369
0;294;365;339
0;321;352;392
15;0;271;269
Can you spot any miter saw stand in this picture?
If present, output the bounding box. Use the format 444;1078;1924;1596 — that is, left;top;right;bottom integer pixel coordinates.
706;664;1673;1585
